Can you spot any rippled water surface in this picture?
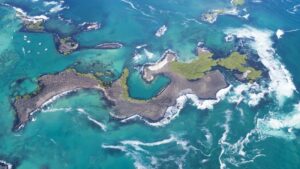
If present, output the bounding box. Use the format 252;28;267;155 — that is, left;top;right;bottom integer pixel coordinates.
0;0;300;168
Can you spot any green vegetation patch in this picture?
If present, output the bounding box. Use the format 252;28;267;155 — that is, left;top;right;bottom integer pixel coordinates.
170;51;217;80
232;0;245;6
217;52;262;80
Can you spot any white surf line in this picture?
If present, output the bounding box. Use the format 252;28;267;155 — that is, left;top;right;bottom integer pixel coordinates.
76;108;107;132
101;144;127;152
218;110;232;169
120;0;153;18
225;26;296;105
119;85;231;127
287;4;300;14
87;115;107;131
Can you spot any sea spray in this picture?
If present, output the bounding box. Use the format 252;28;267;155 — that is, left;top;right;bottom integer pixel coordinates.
225;26;296;104
256;102;300;140
227;82;268;107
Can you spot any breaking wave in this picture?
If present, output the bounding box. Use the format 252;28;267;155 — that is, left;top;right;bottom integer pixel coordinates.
121;85;231;127
225;26;296;105
218;110;266;168
102;135;196;169
256;102;300;140
227;82;268;107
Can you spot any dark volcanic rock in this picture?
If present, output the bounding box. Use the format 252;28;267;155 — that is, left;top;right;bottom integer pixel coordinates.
55;36;79;55
95;43;123;49
13;70;102;131
12;51;228;130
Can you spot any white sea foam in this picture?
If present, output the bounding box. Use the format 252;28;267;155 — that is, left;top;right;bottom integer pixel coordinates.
242;13;250;20
41;90;77;108
217;111;265;168
87;116;107;131
132;53;143;63
41;107;72;113
136;44;147;49
43;1;58;6
43;0;69;13
276;29;284;39
126;85;232;127
11;6;49;23
287;4;300;14
257;102;300;139
101;144;127;152
121;0;137;10
225;26;296;104
76;108;107;131
228;82;268;107
49;3;68;13
143;49;155;59
102;135;193;169
120;0;152;18
0;160;13;169
218;110;232;169
201;8;239;24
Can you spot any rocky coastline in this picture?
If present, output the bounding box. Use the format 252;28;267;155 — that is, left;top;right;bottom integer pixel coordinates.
12;50;228;131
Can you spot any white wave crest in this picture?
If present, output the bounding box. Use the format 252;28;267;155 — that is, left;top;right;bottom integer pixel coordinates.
225;26;296;104
218;111;265;168
101;144;127;152
120;0;152;18
148;85;231;127
276;29;284;39
41;90;77;108
228;82;268;107
9;5;49;23
287;4;300;14
120;86;231;127
87;116;107;131
257;102;300;139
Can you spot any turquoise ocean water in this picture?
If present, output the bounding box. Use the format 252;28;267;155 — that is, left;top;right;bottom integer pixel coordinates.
1;0;300;168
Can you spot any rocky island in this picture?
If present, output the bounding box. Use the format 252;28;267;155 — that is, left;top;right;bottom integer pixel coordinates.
12;45;261;131
55;36;79;55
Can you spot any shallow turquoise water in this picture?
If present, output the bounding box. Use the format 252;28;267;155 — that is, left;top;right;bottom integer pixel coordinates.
1;0;300;169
